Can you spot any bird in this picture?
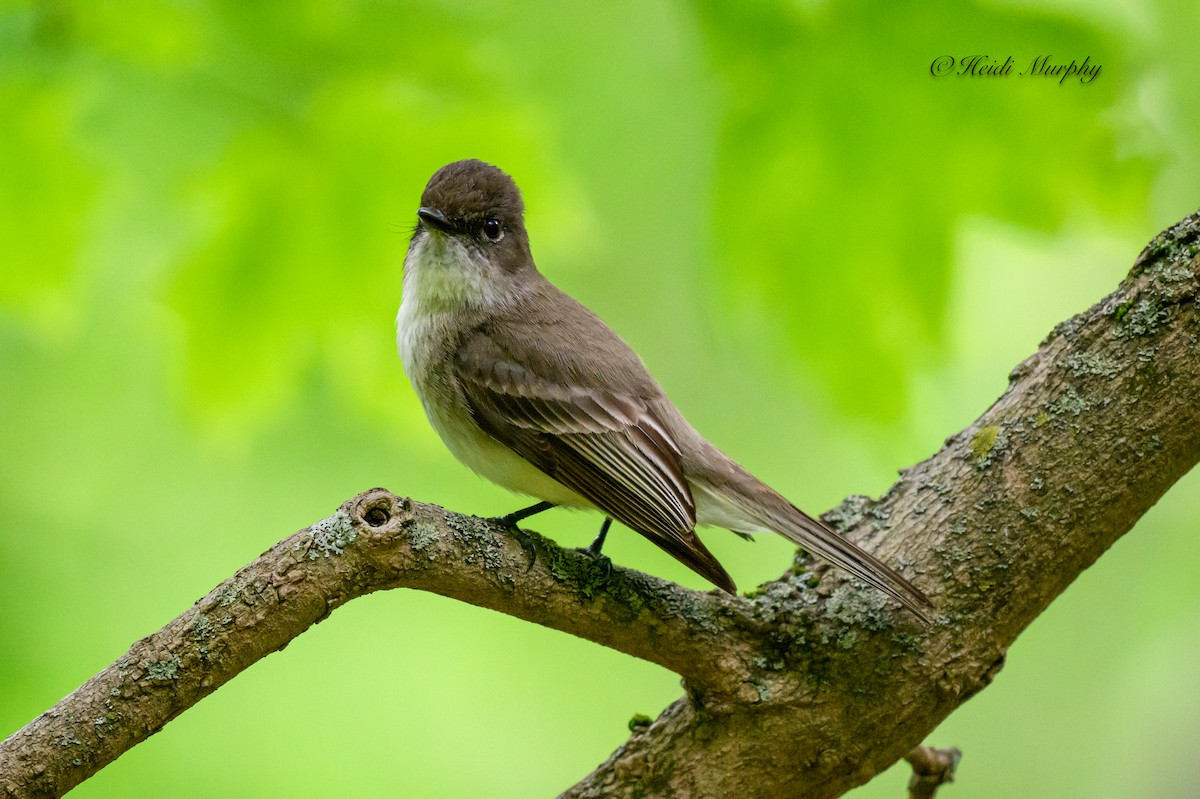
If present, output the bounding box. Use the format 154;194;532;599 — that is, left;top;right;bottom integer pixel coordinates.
396;159;932;621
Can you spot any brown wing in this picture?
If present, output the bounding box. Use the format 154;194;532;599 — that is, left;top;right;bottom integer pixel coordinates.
454;330;735;593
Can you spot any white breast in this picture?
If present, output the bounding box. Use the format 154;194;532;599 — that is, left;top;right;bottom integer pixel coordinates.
396;235;592;509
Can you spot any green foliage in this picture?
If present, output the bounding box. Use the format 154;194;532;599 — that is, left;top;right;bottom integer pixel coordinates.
695;1;1152;419
1;2;1198;798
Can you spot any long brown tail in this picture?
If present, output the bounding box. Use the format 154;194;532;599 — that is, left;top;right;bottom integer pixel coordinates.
690;453;933;621
766;502;933;622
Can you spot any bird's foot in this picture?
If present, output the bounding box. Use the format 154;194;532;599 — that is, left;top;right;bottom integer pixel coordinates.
487;505;549;573
576;517;614;581
512;527;539;573
577;546;614;582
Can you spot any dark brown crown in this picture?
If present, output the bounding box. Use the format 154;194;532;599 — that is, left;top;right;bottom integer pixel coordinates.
420;160;525;226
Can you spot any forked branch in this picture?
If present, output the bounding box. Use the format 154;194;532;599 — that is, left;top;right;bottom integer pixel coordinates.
3;211;1199;799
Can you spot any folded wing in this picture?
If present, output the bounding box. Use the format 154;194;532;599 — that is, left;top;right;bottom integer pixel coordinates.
455;330;736;593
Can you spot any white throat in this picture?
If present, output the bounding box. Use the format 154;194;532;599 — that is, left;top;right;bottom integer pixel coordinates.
395;231;526;389
400;231;504;313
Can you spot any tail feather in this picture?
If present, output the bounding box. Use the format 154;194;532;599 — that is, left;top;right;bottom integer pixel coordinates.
690;464;933;621
768;504;933;623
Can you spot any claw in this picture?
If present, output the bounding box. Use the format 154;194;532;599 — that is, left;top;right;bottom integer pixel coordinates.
581;549;613;581
490;502;553;572
513;528;538;573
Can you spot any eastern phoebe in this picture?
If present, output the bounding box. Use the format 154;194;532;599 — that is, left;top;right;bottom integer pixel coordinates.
397;159;931;621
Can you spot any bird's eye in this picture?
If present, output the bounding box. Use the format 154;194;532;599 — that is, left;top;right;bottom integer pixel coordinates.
482;218;503;242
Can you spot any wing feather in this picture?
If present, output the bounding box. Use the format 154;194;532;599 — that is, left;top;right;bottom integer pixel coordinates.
454;329;735;592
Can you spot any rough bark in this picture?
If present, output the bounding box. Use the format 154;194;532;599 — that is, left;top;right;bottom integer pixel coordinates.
2;211;1198;798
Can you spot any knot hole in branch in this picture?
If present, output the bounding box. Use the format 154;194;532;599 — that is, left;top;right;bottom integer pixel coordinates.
351;488;406;530
364;504;390;527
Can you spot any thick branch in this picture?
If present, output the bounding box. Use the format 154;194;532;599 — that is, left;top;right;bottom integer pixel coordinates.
3;212;1199;798
0;494;754;797
561;212;1200;797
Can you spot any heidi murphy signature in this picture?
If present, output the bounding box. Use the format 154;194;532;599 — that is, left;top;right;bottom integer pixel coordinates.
930;55;1102;84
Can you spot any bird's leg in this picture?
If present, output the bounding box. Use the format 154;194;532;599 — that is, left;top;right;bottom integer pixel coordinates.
580;517;614;580
496;500;555;527
586;517;612;557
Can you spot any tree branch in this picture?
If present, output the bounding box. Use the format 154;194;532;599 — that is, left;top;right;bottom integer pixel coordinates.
0;494;757;797
904;746;962;799
3;211;1199;798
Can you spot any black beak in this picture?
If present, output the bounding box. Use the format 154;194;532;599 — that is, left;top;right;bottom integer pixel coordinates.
417;207;454;233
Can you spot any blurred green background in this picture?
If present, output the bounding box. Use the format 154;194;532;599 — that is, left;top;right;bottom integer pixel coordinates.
2;0;1198;796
